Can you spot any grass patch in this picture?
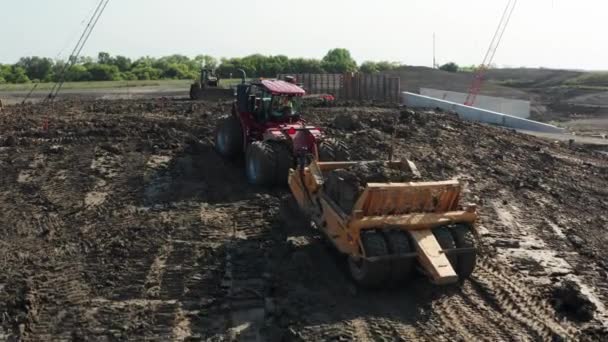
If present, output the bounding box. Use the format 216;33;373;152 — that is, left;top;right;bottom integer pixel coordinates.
0;79;191;92
0;78;250;92
564;72;608;87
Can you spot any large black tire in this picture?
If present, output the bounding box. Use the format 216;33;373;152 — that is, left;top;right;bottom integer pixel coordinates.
245;141;275;185
433;226;458;270
450;224;477;279
383;231;415;284
318;138;351;161
271;142;294;185
349;232;391;288
215;116;243;158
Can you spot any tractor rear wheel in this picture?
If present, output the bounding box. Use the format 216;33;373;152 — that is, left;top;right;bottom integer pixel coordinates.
318;138;351;161
450;224;477;279
215;116;243;158
246;141;275;185
383;230;415;285
349;231;391;288
433;226;458;270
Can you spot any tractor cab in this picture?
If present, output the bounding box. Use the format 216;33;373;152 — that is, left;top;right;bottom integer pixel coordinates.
200;68;219;88
235;79;305;125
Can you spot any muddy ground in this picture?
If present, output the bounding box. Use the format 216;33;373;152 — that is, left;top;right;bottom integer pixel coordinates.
0;98;607;341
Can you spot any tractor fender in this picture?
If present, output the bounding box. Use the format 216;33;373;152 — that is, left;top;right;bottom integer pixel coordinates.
262;130;287;142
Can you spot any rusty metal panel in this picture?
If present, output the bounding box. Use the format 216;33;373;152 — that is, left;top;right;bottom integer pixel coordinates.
278;73;401;102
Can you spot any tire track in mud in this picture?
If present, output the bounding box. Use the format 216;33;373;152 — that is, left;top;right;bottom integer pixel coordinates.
23;263;91;341
219;198;278;341
296;321;360;341
472;258;577;340
488;197;608;330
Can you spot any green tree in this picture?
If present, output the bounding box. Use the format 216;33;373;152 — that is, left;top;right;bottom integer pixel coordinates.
77;56;95;65
0;64;11;83
287;58;324;74
98;52;112;64
193;55;218;69
6;66;30;83
121;72;138;81
376;61;401;71
88;64;121;81
321;48;358;73
163;63;193;79
131;65;162;80
439;62;459;73
360;61;379;73
111;55;132;72
16;57;54;82
64;64;92;81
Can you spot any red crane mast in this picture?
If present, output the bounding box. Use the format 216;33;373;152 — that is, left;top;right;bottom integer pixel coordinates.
464;0;518;107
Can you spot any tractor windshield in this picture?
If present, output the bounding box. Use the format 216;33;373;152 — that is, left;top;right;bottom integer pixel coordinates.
270;95;301;118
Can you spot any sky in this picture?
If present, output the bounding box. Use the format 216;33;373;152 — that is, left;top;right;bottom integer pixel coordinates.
0;0;606;70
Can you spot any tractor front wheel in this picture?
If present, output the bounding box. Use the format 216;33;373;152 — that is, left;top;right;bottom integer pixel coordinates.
215;116;243;158
246;141;275;185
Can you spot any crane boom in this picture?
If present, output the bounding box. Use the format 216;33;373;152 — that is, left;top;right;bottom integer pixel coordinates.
45;0;111;102
464;0;517;107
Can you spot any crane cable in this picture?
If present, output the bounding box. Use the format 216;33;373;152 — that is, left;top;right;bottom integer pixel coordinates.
44;0;111;102
464;0;517;106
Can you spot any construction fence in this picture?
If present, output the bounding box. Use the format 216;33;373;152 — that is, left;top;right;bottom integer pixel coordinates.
278;73;401;103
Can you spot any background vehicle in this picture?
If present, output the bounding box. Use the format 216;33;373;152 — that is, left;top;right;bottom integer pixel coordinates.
190;68;231;100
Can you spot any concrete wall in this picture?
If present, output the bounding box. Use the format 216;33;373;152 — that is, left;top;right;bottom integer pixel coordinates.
402;92;565;134
420;88;531;119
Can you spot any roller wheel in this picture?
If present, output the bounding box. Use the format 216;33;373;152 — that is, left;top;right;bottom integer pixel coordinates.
433;226;458;270
214;116;243;158
245;141;275;185
450;224;477;279
271;142;294;185
318;138;351;161
383;231;415;285
349;232;391;288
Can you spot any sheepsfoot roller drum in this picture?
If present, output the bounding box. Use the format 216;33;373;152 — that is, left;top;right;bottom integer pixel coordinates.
288;159;479;288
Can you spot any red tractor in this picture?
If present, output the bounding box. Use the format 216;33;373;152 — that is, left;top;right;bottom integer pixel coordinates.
214;73;349;185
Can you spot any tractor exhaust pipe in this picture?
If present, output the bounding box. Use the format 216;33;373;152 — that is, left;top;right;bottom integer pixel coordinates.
237;69;247;84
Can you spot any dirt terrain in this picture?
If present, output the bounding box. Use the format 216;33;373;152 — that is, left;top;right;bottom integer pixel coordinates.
387;66;530;100
1;98;607;341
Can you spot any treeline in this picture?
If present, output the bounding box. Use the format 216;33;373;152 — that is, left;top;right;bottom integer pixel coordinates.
0;48;403;84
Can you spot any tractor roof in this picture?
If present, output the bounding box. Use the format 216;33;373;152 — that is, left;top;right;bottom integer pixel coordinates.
257;79;305;96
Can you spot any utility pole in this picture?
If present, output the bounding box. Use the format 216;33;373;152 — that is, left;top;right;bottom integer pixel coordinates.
433;33;437;69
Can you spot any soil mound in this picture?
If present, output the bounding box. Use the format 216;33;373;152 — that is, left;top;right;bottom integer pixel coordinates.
325;161;418;213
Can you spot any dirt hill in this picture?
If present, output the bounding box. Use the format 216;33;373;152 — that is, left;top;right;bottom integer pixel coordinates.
386;66;530;100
